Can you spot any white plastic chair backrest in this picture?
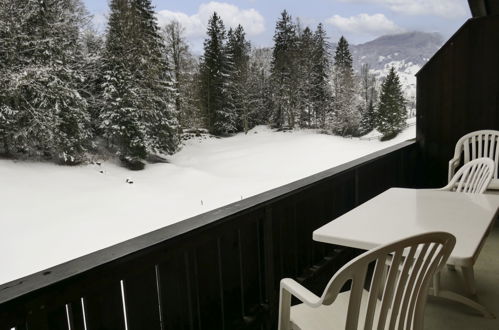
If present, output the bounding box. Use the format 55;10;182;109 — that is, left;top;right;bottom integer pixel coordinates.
450;130;499;187
446;157;494;194
320;232;455;330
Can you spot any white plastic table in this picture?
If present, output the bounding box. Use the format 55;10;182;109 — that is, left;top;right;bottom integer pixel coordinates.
313;188;499;317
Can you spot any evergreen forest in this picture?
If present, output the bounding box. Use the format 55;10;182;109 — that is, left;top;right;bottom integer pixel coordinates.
0;0;408;169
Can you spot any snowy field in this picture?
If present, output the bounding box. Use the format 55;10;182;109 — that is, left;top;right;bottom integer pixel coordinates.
0;125;415;285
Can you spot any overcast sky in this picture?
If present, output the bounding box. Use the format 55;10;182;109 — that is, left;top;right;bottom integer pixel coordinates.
84;0;471;53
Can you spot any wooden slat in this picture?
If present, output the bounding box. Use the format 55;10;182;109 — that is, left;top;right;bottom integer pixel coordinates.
26;303;68;330
3;324;28;330
123;267;161;330
25;312;52;330
0;303;29;330
218;229;244;329
157;252;194;330
273;198;298;279
263;206;277;329
67;299;85;330
238;219;265;325
46;305;69;330
356;155;400;203
295;190;316;271
310;185;329;263
194;240;224;329
84;282;125;330
0;319;24;330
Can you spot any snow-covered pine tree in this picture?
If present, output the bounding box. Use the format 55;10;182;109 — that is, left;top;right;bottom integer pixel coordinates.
0;0;24;154
270;10;298;128
377;67;407;140
0;0;92;163
295;26;315;128
311;23;332;129
163;20;200;129
330;36;361;136
80;27;104;132
199;12;235;135
135;0;179;156
226;25;252;133
99;0;145;161
99;0;179;167
246;48;273;127
360;98;377;135
359;63;378;134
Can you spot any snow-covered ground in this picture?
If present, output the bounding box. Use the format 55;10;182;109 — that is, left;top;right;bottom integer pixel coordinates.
0;125;415;285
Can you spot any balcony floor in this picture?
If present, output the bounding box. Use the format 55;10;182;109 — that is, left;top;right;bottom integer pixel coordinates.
425;222;499;329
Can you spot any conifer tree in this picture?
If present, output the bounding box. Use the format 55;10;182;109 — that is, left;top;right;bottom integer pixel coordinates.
334;36;353;69
295;26;315;128
163;20;200;129
311;23;331;129
99;0;179;167
0;0;24;154
359;63;378;134
80;28;105;131
377;67;407;140
330;36;361;136
270;10;298;128
199;12;235;135
247;48;272;127
0;0;92;163
360;98;377;134
226;25;252;133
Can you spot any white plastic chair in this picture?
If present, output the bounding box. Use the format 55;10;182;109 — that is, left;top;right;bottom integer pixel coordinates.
278;232;456;330
441;157;495;194
440;157;494;296
449;130;499;190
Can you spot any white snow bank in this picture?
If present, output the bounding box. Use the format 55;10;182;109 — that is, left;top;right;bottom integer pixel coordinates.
0;125;415;285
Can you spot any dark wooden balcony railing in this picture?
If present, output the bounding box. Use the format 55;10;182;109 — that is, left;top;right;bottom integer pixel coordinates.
0;140;419;330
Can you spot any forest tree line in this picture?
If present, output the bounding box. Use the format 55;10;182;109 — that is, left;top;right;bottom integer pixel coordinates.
0;0;407;169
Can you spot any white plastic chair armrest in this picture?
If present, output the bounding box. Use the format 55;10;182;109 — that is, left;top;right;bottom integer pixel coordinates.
280;278;322;307
448;158;460;182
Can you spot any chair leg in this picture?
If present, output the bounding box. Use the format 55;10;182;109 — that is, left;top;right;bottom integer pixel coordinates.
461;266;477;296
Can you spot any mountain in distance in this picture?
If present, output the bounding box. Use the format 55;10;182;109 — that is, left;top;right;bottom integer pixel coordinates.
351;31;444;110
351;31;444;71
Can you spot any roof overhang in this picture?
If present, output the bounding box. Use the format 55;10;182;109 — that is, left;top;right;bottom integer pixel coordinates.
468;0;499;17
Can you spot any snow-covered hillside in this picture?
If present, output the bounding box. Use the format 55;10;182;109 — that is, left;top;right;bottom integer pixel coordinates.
351;32;443;72
0;125;415;285
352;31;443;112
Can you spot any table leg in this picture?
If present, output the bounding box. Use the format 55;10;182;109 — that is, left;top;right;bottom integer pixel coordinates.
461;266;477;296
430;271;495;319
